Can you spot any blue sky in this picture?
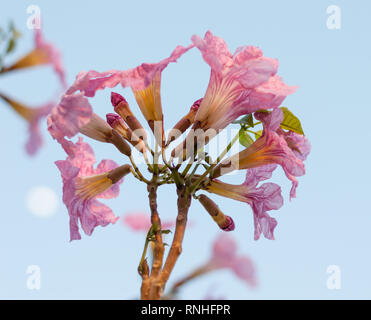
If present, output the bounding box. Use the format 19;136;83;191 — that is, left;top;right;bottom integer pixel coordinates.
0;0;370;299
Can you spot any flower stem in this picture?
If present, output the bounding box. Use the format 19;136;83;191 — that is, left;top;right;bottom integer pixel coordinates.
154;185;191;297
130;155;150;184
147;182;165;298
189;131;240;194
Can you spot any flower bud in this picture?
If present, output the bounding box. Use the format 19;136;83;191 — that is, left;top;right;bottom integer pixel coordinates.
198;194;235;231
108;129;132;157
111;92;147;141
107;164;132;184
106;113;146;153
166;98;202;146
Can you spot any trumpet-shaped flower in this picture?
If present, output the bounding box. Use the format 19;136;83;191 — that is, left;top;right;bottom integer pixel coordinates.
2;29;66;87
48;42;192;152
119;44;193;144
47;70;122;155
253;109;311;198
172;31;297;159
0;29;66;155
206;165;283;240
208;234;257;285
0;93;55;155
213;109;305;198
55;137;130;241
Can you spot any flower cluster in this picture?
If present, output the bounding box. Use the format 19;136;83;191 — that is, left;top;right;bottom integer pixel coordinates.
48;30;310;244
47;30;310;300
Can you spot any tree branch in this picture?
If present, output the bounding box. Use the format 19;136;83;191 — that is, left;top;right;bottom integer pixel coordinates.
156;185;191;296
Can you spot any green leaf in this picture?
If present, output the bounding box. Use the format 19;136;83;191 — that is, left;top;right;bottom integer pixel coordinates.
233;114;254;127
239;128;254;148
6;38;15;54
254;130;263;139
8;21;21;39
280;107;304;135
161;229;172;234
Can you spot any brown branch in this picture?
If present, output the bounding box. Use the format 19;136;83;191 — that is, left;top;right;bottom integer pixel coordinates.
147;182;165;298
167;264;212;297
155;185;191;296
140;259;150;300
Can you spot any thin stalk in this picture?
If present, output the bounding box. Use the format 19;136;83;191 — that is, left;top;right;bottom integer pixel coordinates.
130;155;150;184
189;131;240;194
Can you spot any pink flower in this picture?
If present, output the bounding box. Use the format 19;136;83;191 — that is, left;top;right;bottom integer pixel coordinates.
0;28;66;155
254;108;311;198
2;29;66;88
210;233;238;267
34;29;66;87
47;70;122;155
231;256;257;287
48;42;192;151
55;137;130;241
26;101;55;155
206;165;283;240
0;93;55;155
213;109;305;199
119;44;193;144
123;212;175;232
172;31;296;159
208;234;257;286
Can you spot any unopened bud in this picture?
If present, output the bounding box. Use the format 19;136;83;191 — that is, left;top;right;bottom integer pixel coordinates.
107;164;132;184
198;194;235;231
111;92;147;141
108;129;132;157
106;113;146;153
166;99;202;146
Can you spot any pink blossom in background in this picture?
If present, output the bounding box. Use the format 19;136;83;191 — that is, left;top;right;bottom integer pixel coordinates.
123;212;175;232
0;28;66;155
34;29;66;87
231;256;257;287
25;101;56;155
208;234;257;286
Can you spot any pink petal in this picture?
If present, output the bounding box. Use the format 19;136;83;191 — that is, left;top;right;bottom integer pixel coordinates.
78;200;119;237
247;75;298;110
95;159;122;199
210;234;238;268
123;213;151;231
35;29;66;88
120;44;193;91
248;183;283;240
25;101;55;155
47;92;92;143
123;212;175;232
55;138;120;241
231;256;257;287
244;164;278;189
